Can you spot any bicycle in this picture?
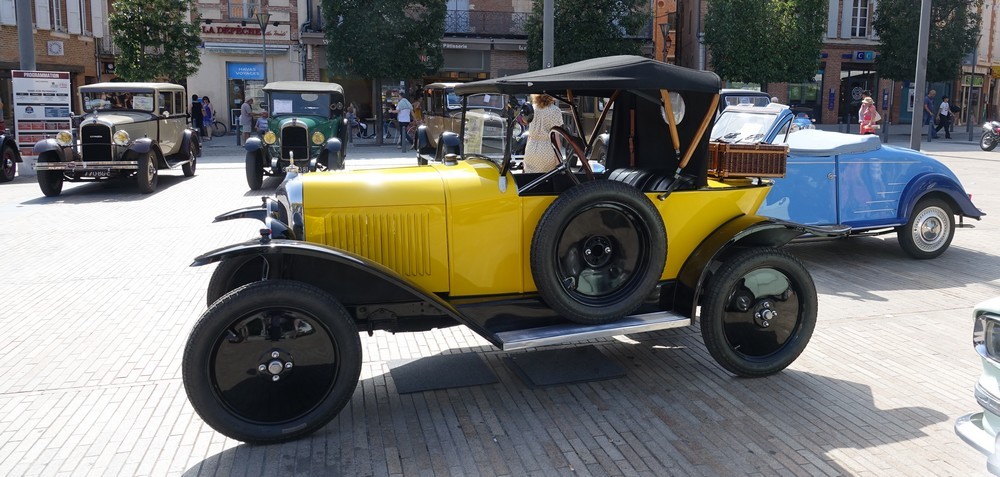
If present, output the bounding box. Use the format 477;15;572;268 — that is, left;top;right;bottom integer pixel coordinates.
211;120;228;137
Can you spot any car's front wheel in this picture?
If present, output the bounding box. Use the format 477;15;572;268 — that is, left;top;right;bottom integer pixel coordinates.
981;131;997;151
700;247;817;377
182;142;197;177
246;151;264;190
897;197;955;259
1;143;16;182
37;155;63;197
136;153;158;194
183;280;362;443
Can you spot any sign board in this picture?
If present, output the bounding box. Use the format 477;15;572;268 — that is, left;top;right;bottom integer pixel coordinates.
12;70;72;176
853;51;876;62
227;63;265;80
992;66;1000;79
962;74;985;87
201;23;290;41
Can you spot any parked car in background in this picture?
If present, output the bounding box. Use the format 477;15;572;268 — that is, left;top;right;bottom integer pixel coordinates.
420;82;511;154
712;103;983;259
244;81;348;190
791;112;816;131
184;55;846;444
956;296;1000;475
0;129;20;182
31;82;200;196
719;89;771;114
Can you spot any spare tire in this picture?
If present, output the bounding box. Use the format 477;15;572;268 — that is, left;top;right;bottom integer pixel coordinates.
530;180;667;324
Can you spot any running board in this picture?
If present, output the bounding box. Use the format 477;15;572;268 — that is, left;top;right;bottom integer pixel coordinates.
494;311;690;351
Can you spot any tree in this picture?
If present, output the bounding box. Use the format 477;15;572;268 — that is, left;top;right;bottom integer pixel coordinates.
704;0;827;85
524;0;650;70
873;0;981;82
322;0;445;140
109;0;202;82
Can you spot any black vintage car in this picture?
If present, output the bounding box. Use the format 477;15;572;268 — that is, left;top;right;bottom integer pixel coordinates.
0;130;20;182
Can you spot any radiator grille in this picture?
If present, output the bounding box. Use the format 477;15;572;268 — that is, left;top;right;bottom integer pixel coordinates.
281;126;309;161
81;124;112;160
326;211;433;277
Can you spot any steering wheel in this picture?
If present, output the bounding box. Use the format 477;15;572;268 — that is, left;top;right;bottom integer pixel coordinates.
548;126;594;182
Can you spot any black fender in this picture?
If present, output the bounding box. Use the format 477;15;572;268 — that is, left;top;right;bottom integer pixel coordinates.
179;128;201;158
673;215;848;319
244;136;265;153
434;131;461;163
129;137;155;155
898;172;984;220
1;133;22;163
32;138;70;161
191;239;473;330
416;125;434;164
320;137;344;170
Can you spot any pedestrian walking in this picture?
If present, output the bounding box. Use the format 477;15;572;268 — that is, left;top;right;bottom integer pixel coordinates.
935;95;953;139
240;98;254;145
190;95;205;138
523;94;564;173
202;96;214;141
394;93;413;152
256;111;269;136
923;89;938;140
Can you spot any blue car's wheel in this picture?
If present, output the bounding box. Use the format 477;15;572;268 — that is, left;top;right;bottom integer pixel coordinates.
897;198;954;259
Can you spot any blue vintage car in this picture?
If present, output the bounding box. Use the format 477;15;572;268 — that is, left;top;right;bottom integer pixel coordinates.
712;103;984;259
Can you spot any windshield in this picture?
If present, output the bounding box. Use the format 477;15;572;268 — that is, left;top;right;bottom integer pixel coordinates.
82;91;156;113
269;92;334;117
461;107;508;165
711;111;781;143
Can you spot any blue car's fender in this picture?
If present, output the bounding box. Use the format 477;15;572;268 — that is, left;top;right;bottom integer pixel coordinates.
672;214;848;319
898;172;984;220
244;136;264;153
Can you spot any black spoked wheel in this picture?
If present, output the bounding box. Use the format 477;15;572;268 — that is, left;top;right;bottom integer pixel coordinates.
206;256;268;307
182;142;197;177
531;180;666;325
1;144;16;182
982;131;997;151
246;151;264;190
136;153;158;194
896;198;955;259
700;247;817;377
183;280;362;444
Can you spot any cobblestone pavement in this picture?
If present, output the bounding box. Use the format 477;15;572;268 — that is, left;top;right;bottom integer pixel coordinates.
1;137;997;476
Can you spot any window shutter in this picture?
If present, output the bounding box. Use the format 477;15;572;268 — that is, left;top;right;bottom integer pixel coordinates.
90;0;103;37
841;0;853;38
34;0;50;29
827;0;839;39
67;0;81;34
869;0;879;39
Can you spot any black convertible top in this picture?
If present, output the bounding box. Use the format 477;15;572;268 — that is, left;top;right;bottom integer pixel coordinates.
454;55;721;96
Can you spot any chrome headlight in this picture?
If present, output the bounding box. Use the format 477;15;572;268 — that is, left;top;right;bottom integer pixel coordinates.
975;312;1000;362
55;130;73;146
263;131;277;144
113;130;130;146
311;131;325;145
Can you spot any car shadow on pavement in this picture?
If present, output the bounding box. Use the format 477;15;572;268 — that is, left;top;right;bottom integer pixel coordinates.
183;327;952;476
17;174;195;204
788;236;1000;298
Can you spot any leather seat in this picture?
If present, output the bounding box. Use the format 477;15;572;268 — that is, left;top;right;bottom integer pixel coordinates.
607;168;673;192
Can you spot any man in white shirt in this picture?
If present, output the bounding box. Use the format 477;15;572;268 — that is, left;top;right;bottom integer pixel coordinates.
393;94;413;152
935;95;952;139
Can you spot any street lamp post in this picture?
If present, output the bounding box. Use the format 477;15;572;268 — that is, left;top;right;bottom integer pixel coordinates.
254;9;272;84
658;22;672;64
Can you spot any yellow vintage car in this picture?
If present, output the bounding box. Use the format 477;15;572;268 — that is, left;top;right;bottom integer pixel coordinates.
183;55;845;443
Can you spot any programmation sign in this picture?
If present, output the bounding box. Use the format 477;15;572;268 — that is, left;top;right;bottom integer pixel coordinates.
12;70;72;176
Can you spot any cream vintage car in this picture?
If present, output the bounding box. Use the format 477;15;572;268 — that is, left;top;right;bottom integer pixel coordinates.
32;82;200;196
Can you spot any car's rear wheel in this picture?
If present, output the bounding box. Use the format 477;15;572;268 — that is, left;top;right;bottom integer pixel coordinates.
183;280;362;444
700;247;817;377
530;180;666;325
1;143;16;182
897;197;955;259
182;142;197;177
246;151;264;190
136;153;158;194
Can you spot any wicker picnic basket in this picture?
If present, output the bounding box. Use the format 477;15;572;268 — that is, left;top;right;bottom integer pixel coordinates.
707;141;789;179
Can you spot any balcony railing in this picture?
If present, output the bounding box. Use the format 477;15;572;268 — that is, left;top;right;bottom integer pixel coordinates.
98;36;120;55
445;10;529;37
